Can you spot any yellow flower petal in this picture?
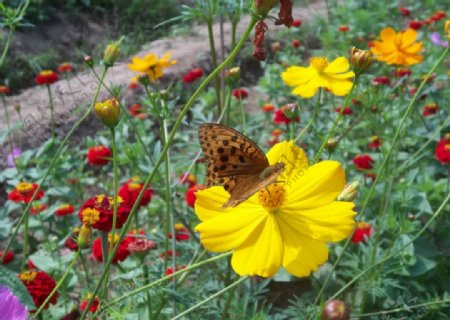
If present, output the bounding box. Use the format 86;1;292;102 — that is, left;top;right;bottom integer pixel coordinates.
196;207;267;252
285;161;346;209
400;29;418;48
380;27;396;42
324;57;350;74
279;201;355;242
281;66;316;86
266;141;308;184
231;214;283;277
292;80;320;98
326;77;353;96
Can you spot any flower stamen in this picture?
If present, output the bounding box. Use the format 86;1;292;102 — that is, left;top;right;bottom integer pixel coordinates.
310;57;329;72
258;183;286;211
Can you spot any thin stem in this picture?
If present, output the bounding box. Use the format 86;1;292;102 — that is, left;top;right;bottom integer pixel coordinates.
33;251;80;318
20;210;29;271
1;95;16;154
207;18;222;115
170;276;248;320
143;263;153;319
80;17;258;319
79;250;92;291
294;89;322;142
1;66;109;262
0;26;15;68
100;231;110;299
46;85;56;138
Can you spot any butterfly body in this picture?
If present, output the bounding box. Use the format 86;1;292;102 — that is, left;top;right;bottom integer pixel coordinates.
198;123;285;208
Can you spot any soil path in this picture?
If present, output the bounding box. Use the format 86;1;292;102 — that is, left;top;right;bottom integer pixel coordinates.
0;1;326;148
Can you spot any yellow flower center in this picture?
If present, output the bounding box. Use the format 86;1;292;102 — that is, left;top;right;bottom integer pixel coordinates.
258;183;286;211
40;70;54;76
81;208;100;226
16;182;33;194
174;223;184;231
129;183;141;190
95;194;124;210
131;176;140;182
310;57;329;72
445;133;450;141
357;222;370;230
445;144;450;151
370;135;379;142
19;271;37;282
108;233;120;244
59;204;71;210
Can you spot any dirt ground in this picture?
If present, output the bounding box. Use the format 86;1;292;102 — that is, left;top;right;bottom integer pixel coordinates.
0;1;326;151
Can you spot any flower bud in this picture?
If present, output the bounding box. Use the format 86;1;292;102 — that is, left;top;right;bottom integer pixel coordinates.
407;213;415;221
84;55;94;68
321;300;350;320
253;0;278;17
103;41;121;67
326;138;338;151
14;103;21;114
77;225;92;249
350;47;373;75
337;181;360;201
370;105;378;113
94;98;120;129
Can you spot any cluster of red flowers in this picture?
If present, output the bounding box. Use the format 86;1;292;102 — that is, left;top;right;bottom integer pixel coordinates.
335;107;352;115
435;134;450;164
8;182;44;203
92;234;131;264
118;177;153;208
168;223;190;241
352;154;374;170
19;270;58;309
273;106;300;125
80;295;100;313
372;76;391;86
87;145;112;166
129;103;147;119
401;9;446;30
182;68;204;83
232;88;248;99
55;204;75;216
422;103;439;117
368;136;382;149
393;68;411;78
352;222;373;243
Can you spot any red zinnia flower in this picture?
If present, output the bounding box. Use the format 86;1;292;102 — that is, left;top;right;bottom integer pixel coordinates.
352;222;372;243
368;136;381;149
422;103;439;116
8;182;44;203
262;104;275;113
0;250;14;264
35;70;59;85
409;20;421;30
352;154;374;170
87;145;112;166
232;88;248;99
399;7;410;16
65;236;78;251
0;85;10;94
55;204;75;216
292;39;300;48
80;295;100;313
19;271;58;309
435;134;450;164
185;184;206;208
128;82;140;90
273;108;300;125
168;223;190;241
393;68;411;77
182;68;204;83
92;235;131;264
179;173;197;187
292;19;302;27
28;259;37;269
118;177;153;208
335;107;352;115
79;194;131;232
31;202;47;215
338;25;349;32
372;76;391;86
57;62;74;73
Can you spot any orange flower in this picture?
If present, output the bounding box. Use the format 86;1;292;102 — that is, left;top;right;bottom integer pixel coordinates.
370;27;423;66
35;70;59;85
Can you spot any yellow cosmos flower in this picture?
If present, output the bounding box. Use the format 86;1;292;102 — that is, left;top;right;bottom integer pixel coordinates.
370;27;423;66
194;141;356;277
281;56;355;98
128;52;177;82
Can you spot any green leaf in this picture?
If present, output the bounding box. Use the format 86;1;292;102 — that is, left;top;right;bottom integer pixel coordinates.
0;265;35;309
409;255;436;277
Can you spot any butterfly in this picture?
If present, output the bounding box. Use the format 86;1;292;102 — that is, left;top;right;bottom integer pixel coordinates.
198;123;285;208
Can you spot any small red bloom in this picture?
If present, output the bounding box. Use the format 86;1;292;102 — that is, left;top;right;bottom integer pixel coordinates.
185;185;206;208
31;202;47;215
79;194;131;232
273;108;299;125
168;223;190;241
372;76;391;86
182;68;204;83
423;103;439;116
8;182;44;203
352;154;374;170
35;70;59;85
161;249;180;259
179;173;197;187
128;82;140;90
55;204;75;216
232;88;248;99
92;235;131;264
129;103;147;119
399;7;410;16
57;62;74;73
19;271;58;309
409;20;421;30
338;25;349;32
0;250;14;264
393;68;411;77
368;136;381;149
435;135;450;164
352;222;372;243
367;41;375;48
292;39;300;48
118;177;153;208
268;137;279;146
80;295;100;313
65;236;79;251
0;85;10;94
335;107;352;115
165;265;186;277
292;19;302;27
87;145;111;166
261;104;275;112
272;128;283;137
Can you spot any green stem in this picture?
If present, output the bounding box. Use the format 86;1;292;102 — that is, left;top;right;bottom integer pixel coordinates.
33;251;80;318
20;211;29;271
314;46;449;305
80;17;257;319
239;98;246;134
46;85;56;138
171;276;248;320
207;18;222;115
0;26;15;68
100;231;110;299
1;95;16;152
294;89;322;142
352;299;450;318
1;67;109;265
143;263;153;319
79;250;92;291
